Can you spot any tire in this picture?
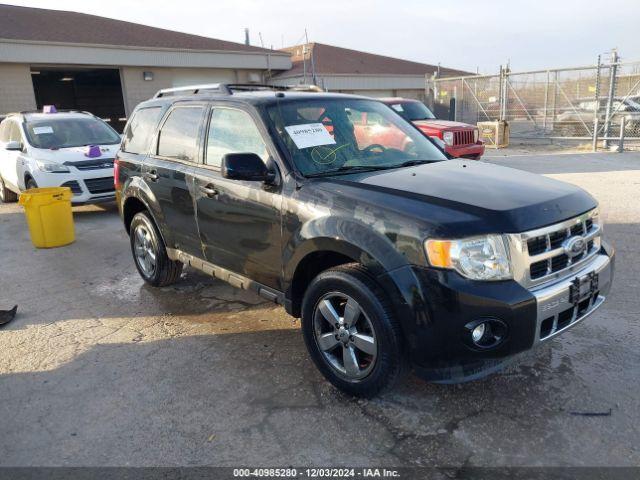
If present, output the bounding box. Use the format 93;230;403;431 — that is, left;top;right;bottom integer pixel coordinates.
26;178;38;190
301;263;407;397
129;211;183;287
0;176;18;203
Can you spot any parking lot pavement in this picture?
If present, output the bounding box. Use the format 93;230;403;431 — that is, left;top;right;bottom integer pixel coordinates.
1;151;639;468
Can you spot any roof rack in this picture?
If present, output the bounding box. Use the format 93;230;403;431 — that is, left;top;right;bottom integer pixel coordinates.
153;83;323;98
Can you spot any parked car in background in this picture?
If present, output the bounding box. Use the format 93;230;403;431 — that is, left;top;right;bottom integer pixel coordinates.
553;96;640;136
116;84;613;397
379;97;485;159
0;109;121;204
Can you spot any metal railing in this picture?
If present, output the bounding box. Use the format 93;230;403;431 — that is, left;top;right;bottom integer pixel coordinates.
428;51;640;150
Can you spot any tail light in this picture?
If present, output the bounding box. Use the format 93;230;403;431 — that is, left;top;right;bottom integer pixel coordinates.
114;157;120;189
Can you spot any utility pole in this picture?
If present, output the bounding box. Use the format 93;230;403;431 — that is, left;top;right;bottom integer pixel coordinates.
305;28;317;85
603;49;619;149
592;54;602;151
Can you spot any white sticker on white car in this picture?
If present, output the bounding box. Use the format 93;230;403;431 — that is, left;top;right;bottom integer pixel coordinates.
33;126;54;135
285;123;336;149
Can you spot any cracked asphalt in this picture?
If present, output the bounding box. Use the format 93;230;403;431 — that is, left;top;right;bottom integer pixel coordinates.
0;151;639;467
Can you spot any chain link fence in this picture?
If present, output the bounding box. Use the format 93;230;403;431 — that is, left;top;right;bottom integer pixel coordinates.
429;52;640;148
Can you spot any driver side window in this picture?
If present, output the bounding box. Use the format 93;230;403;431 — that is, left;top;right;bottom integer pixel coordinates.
205;108;268;168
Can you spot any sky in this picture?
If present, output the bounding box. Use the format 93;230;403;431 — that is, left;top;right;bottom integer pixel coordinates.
5;0;640;73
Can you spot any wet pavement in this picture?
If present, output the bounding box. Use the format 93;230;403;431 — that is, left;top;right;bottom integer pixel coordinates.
0;151;639;467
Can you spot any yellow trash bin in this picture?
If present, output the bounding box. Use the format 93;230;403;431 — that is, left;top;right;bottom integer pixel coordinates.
18;187;75;248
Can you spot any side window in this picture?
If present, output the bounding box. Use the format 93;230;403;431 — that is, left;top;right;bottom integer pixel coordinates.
122;107;162;154
205;108;268;167
157;106;204;162
0;122;7;143
9;122;23;142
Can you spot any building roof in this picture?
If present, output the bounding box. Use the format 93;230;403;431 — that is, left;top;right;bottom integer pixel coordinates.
277;43;470;78
0;4;283;54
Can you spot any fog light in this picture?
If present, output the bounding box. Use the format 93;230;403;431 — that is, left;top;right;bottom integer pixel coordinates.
465;318;507;350
471;323;486;343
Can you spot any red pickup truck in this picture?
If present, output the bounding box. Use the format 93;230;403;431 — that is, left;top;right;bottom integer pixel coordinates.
379;97;485;160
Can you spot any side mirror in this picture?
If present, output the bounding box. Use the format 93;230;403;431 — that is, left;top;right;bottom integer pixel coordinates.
221;153;274;183
5;141;22;151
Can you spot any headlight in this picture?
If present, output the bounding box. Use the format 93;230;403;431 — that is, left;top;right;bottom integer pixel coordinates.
442;131;454;146
36;159;70;173
473;128;479;143
425;234;512;281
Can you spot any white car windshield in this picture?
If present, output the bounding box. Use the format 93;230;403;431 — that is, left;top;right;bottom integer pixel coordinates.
24;117;121;149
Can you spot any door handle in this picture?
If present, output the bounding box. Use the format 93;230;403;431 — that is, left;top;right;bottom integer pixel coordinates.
200;184;218;197
145;170;159;182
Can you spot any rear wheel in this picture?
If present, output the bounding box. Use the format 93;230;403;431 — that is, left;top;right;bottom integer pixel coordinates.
130;211;182;287
0;176;18;203
301;264;406;397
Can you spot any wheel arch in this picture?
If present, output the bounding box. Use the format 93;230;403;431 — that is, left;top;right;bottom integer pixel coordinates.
284;228;407;317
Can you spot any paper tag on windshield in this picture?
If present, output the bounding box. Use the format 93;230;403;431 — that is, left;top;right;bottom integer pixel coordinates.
285;123;336;149
33;126;54;135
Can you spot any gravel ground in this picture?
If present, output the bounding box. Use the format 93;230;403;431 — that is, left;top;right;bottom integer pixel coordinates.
0;151;638;468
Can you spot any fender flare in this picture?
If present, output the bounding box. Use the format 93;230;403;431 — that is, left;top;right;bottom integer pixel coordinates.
121;177;173;248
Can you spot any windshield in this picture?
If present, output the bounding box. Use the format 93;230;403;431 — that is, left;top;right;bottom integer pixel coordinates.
24;117;121;149
267;98;445;176
388;101;436;121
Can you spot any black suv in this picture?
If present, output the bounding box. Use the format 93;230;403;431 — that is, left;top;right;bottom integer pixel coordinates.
115;84;614;397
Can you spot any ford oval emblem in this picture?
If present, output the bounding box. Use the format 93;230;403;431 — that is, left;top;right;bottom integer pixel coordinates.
564;236;586;257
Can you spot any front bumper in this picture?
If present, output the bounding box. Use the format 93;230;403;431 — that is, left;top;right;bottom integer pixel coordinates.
381;248;614;382
445;142;485;159
31;169;115;204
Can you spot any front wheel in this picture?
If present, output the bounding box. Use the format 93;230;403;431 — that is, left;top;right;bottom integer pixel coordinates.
130;211;182;287
301;264;406;397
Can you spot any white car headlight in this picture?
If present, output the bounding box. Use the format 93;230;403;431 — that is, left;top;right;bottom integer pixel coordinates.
36;159;70;173
442;131;454;146
425;234;512;281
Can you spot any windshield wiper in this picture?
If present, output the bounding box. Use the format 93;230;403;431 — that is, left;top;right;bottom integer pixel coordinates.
305;160;436;178
305;165;393;177
394;159;435;168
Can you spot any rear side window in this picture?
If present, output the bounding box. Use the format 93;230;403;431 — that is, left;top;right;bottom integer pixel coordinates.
122;107;162;154
157;106;204;162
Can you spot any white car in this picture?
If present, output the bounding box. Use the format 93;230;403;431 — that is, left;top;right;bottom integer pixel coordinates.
0;110;121;204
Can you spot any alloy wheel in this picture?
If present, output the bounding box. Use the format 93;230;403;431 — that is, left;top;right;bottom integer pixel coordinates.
133;224;157;277
312;292;377;380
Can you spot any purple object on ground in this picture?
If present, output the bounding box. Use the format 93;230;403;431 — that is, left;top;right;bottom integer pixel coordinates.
43;105;57;113
85;145;102;158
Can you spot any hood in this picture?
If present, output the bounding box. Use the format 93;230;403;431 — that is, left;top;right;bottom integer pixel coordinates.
330;160;596;235
32;144;120;164
413;119;475;130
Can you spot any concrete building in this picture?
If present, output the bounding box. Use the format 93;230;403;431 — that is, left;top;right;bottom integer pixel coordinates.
0;4;290;131
271;43;469;100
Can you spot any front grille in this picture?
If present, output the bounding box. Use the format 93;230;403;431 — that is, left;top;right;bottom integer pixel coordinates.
84;177;114;194
64;158;114;171
61;180;82;195
516;210;601;286
453;130;475;146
